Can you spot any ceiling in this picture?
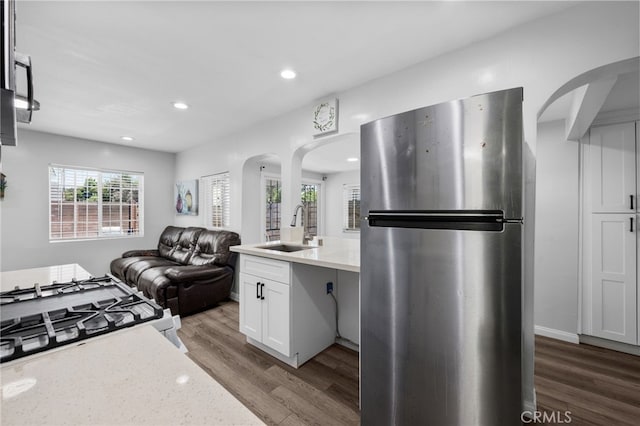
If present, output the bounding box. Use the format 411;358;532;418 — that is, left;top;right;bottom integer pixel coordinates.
16;1;578;153
302;134;360;174
538;71;640;123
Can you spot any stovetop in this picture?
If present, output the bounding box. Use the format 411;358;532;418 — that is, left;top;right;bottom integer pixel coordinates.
0;275;164;363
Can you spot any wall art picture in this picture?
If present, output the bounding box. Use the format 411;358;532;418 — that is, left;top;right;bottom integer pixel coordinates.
175;180;198;215
312;98;338;136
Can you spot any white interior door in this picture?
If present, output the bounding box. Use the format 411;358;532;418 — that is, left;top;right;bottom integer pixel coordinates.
239;272;262;341
262;279;290;356
590;122;636;213
591;214;637;344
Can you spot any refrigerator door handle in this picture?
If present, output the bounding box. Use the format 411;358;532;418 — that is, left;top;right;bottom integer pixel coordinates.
366;210;510;231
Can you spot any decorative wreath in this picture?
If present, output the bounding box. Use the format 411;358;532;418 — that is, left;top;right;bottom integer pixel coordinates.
313;103;336;132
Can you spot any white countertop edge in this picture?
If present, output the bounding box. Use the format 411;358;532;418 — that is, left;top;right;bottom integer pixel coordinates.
231;240;360;273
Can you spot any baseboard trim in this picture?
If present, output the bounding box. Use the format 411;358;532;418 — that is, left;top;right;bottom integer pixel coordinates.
229;291;239;302
579;334;640;356
534;325;579;344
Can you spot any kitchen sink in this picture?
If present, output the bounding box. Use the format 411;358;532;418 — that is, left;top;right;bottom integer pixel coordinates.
256;244;315;253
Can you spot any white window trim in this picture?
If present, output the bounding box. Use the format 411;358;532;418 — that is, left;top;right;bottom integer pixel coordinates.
260;172;281;242
202;171;231;229
343;183;361;233
302;177;324;237
259;175;325;242
48;164;144;242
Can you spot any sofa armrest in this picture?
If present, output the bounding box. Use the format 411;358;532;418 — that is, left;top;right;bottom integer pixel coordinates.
122;249;160;258
165;265;229;284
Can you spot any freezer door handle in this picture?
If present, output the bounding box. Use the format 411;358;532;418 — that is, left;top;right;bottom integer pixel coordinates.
366;210;512;231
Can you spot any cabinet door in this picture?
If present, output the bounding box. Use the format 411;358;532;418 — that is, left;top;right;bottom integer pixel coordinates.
591;214;637;344
590;123;636;213
239;273;262;342
262;279;290;356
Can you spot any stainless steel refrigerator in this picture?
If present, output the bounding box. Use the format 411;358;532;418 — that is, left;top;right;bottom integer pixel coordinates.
360;87;523;425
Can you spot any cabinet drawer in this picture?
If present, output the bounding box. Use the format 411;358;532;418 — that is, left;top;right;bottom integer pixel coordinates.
241;255;290;284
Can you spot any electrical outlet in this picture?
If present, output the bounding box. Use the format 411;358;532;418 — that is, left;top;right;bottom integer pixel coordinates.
326;282;333;294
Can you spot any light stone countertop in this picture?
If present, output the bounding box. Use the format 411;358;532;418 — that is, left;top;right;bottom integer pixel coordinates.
0;325;264;426
0;263;93;292
230;237;360;273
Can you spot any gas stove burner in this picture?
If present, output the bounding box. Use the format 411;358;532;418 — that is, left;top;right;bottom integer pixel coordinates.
0;276;163;363
0;275;114;304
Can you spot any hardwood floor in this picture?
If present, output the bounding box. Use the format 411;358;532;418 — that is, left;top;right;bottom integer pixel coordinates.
535;335;640;425
178;302;640;425
178;301;359;425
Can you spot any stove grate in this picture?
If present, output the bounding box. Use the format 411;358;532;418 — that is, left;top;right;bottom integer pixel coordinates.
0;276;164;363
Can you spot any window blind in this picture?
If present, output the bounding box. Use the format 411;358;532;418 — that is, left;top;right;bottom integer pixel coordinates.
203;172;230;228
49;165;143;241
343;184;361;231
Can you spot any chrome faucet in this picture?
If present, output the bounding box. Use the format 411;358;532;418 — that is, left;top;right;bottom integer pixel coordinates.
290;204;304;227
291;204;312;244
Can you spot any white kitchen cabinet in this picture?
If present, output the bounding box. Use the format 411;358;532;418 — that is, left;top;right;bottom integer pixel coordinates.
589;122;636;213
590;214;637;344
582;120;639;347
239;274;262;342
238;254;336;367
239;272;291;354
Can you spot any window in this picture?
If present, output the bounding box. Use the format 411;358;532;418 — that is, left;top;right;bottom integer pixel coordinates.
343;184;360;231
261;176;322;241
202;172;230;228
301;182;320;238
264;176;282;241
49;165;143;241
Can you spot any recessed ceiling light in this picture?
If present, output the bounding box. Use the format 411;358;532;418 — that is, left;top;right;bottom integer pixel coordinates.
347;157;359;162
121;136;134;142
280;69;296;80
173;101;189;110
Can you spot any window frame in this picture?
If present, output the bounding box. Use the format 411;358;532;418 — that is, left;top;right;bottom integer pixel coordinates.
342;183;361;233
301;177;324;238
259;174;325;242
202;171;231;229
260;172;282;242
48;164;144;242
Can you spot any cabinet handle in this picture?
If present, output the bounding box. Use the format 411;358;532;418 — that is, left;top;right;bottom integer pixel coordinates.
256;282;261;299
631;217;635;233
260;283;265;300
631;195;635;210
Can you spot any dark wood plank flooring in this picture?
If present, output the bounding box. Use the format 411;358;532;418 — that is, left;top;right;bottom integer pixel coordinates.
178;302;640;425
535;335;640;425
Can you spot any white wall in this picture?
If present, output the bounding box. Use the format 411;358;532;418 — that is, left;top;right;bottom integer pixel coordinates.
173;2;639;409
324;169;360;239
534;120;580;335
176;1;638;238
0;129;175;276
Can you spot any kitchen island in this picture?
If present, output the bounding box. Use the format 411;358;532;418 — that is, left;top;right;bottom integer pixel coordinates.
230;237;360;272
230;237;360;367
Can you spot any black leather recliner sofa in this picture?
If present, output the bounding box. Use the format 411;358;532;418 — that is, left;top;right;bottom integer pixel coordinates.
110;226;240;316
